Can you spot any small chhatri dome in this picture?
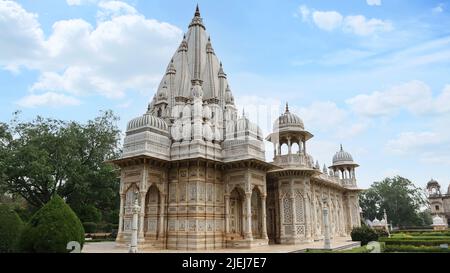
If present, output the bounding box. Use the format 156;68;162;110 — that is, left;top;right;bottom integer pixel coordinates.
274;102;305;130
127;113;169;132
332;144;354;164
427;178;440;187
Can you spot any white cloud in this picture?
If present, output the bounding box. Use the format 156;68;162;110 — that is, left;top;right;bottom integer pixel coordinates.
298;5;311;22
385;130;450;165
297;101;347;131
366;0;381;6
312;11;343;31
343;15;392;36
297;5;392;36
0;1;45;72
385;131;442;155
66;0;97;6
345;80;450;117
432;3;444;13
17;92;81;108
97;1;137;21
0;1;183;104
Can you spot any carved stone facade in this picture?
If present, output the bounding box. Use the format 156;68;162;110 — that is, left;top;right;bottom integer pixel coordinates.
112;6;362;250
427;179;450;226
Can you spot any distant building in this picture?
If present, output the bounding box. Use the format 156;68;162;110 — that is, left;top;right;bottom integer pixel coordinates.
427;179;450;226
111;6;362;250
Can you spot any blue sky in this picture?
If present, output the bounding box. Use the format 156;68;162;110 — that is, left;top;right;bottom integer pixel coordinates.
1;0;450;190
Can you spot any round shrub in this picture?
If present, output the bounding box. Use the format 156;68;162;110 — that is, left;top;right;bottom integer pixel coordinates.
375;228;389;238
0;205;24;252
351;226;378;246
83;222;97;233
19;195;85;253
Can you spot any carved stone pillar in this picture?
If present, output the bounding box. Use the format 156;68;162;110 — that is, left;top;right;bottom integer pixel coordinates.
261;195;268;239
289;180;296;228
278;182;285;237
245;192;253;240
287;137;292;155
322;199;331;249
118;194;125;235
158;193;166;239
224;194;230;234
138;191;146;239
305;193;312;239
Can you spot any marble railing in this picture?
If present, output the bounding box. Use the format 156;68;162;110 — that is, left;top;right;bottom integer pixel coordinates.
273;153;314;168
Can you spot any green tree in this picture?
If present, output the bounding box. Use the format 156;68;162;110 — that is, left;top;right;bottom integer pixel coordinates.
0;111;121;223
360;176;428;227
0;204;24;252
19;195;84;253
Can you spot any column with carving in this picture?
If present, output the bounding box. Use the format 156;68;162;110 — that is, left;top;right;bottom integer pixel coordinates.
261;194;268;240
158;193;166;239
245;192;253;240
278;180;285;239
289;179;296;239
118;193;125;238
224;194;230;234
138;191;146;240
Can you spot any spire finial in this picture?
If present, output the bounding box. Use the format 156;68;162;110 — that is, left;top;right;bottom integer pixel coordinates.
195;4;200;17
285;102;289;112
242;107;246;117
340;144;343;151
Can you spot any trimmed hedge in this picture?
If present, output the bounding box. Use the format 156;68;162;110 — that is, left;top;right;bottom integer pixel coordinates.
0;205;24;253
19;195;85;253
385;244;450;253
83;222;97;233
379;237;450;246
351;226;378;245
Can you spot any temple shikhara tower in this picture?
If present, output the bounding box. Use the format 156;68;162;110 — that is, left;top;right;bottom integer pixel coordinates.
112;6;362;250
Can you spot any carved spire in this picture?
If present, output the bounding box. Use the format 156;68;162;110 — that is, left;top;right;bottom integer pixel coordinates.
178;34;188;52
323;164;328;174
206;36;215;55
166;59;176;75
340;144;343;151
218;62;227;78
189;4;205;29
225;84;234;104
285;102;289;113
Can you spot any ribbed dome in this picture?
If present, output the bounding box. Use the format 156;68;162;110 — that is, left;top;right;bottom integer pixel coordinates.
427;179;439;187
127;113;168;132
332;145;354;164
236;115;263;138
274;103;304;130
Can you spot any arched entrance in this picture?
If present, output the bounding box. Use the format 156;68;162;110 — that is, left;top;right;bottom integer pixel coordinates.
229;188;244;237
251;188;262;238
145;185;160;239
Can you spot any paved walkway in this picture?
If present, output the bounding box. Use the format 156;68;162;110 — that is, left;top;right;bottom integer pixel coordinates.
82;237;359;253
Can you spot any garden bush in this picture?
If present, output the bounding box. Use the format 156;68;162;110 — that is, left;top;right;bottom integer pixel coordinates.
379;237;450;246
19;195;85;253
351;226;378;246
385;244;450;253
374;229;389;238
0;205;24;252
83;222;97;233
